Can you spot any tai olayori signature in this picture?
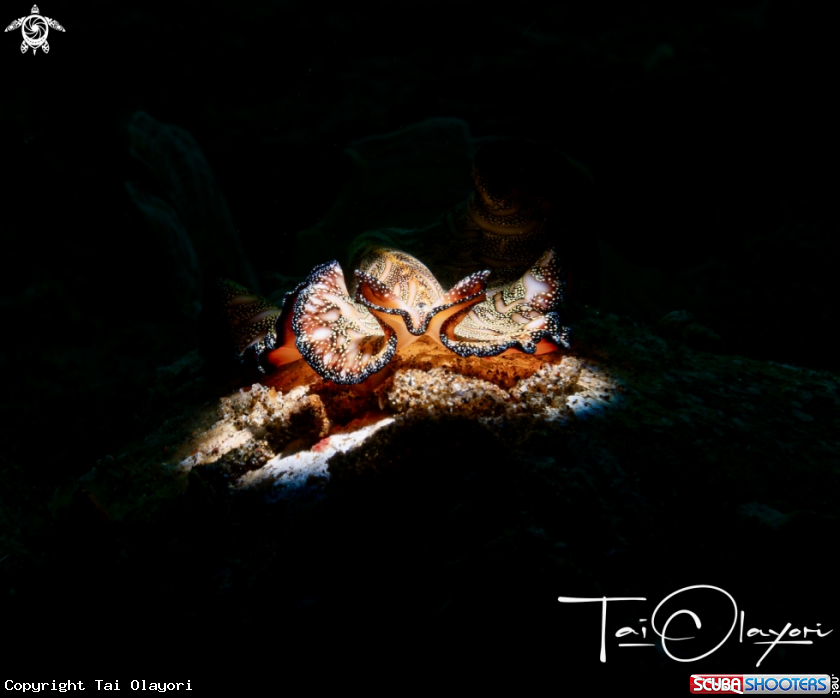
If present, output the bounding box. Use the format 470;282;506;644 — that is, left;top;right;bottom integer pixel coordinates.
557;584;833;667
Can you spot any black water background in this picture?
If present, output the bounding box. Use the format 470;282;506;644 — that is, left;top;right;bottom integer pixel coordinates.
0;0;834;679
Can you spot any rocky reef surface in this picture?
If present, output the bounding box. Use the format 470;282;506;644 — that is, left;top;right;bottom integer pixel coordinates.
5;253;833;673
62;341;620;518
56;307;837;532
44;300;837;675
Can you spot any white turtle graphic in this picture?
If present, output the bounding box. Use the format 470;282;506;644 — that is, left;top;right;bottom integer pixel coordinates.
4;5;64;55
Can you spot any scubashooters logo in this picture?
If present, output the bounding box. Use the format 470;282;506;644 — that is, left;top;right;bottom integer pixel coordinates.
4;5;65;54
689;674;832;694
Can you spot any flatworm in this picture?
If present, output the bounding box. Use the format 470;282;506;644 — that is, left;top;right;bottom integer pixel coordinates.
208;278;287;370
288;261;397;384
353;248;489;350
205;141;579;384
441;247;571;357
209;246;569;385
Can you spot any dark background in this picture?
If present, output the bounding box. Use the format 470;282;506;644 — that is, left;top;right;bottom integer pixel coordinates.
1;0;834;683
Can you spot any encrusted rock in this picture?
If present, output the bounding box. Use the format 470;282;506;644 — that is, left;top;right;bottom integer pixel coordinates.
383;367;511;419
511;356;582;415
179;384;329;480
61;324;637;517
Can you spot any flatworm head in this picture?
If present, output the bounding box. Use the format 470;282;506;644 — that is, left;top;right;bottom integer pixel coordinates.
471;137;554;213
449;141;554;285
441;247;571;357
352;248;489;349
291;261;397;385
384;139;558;293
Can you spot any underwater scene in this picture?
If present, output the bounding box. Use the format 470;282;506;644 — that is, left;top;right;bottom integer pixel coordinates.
1;0;835;688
